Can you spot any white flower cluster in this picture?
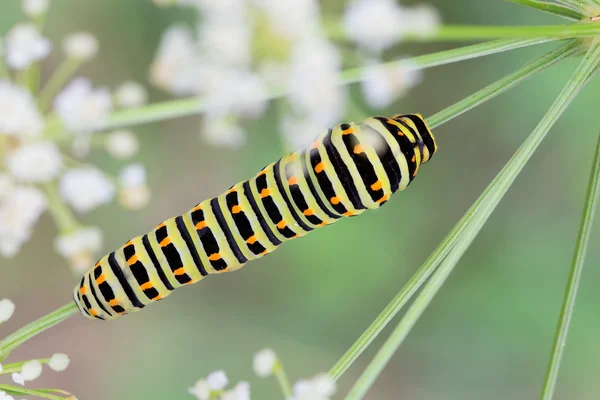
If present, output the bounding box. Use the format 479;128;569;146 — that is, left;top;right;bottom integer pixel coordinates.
188;370;250;400
0;1;151;271
151;0;439;149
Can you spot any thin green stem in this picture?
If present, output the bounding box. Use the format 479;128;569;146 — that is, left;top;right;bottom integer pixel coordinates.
343;38;600;400
0;358;51;374
43;181;80;234
0;302;78;360
38;59;82;113
273;360;293;398
101;38;548;131
506;0;585;20
328;40;578;381
0;384;68;400
540;134;600;399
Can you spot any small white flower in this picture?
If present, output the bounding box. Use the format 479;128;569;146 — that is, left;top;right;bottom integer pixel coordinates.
0;186;47;257
0;363;3;372
62;32;98;61
254;0;320;40
5;23;51;69
48;353;70;372
402;5;440;38
59;167;115;213
253;348;277;377
115;81;148;108
188;379;210;400
11;372;25;386
54;227;102;273
206;370;228;391
343;0;405;53
0;389;15;400
105;130;139;159
291;373;336;400
22;0;50;17
0;80;44;137
54;77;112;132
6;141;62;183
21;360;42;381
198;18;251;67
221;381;250;400
361;59;422;109
118;164;150;210
202;67;267;118
0;299;16;323
202;113;246;149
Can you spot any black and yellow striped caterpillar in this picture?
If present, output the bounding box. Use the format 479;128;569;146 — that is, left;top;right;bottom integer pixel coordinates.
74;114;437;320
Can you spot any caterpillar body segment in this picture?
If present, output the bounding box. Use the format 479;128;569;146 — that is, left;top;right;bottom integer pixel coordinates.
74;114;437;320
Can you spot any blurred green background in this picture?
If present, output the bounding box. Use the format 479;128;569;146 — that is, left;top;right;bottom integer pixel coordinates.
1;1;600;399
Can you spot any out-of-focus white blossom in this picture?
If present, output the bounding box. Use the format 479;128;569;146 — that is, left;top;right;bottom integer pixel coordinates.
0;389;14;400
49;353;70;372
118;164;150;210
402;5;441;38
4;23;51;69
105;130;139;159
11;372;25;386
202;113;246;148
280;114;328;150
255;0;320;40
59;167;115;213
0;186;47;257
198;17;251;67
54;78;112;132
253;348;277;377
21;360;42;381
0;299;16;323
206;370;228;390
291;373;336;400
188;379;210;400
0;81;44;137
114;81;148;108
22;0;50;17
0;174;11;199
221;381;251;400
361;60;422;109
54;227;103;273
203;67;267;118
62;32;99;61
150;26;201;95
6;141;62;182
343;0;405;53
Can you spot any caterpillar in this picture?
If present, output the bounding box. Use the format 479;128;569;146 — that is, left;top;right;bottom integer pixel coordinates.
74;114;437;320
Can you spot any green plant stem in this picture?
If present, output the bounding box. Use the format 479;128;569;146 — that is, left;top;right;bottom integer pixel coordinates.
328;40;578;381
100;38;547;131
0;358;51;374
38;58;81;113
343;39;600;400
43;181;80;234
0;384;68;400
0;303;78;360
273;361;293;398
506;0;585;20
539;134;600;399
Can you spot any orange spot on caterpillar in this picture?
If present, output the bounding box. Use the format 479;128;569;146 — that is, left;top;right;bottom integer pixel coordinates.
344;211;355;217
260;250;269;256
260;188;271;198
353;144;365;154
371;181;383;191
276;220;287;229
226;187;236;194
314;162;325;173
127;255;138;265
342;127;354;135
288;176;298;185
157;223;166;229
317;221;329;227
80;286;87;295
377;194;390;204
246;235;257;244
174;267;186;275
312;141;320;149
140;282;153;291
411;155;416;162
109;299;119;307
330;196;340;205
231;205;242;214
192;204;202;211
153;294;164;300
96;274;106;285
90;309;99;317
209;253;221;261
159;237;171;247
303;209;314;216
195;221;207;230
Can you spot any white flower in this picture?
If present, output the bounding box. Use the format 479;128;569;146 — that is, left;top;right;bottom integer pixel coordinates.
279;114;329;150
115;81;148;108
402;5;440;38
54;227;102;273
0;363;3;372
202;113;246;149
62;32;98;61
202;67;267;118
6;141;62;182
343;0;405;53
0;389;15;400
206;370;228;390
11;372;25;386
253;348;277;377
21;360;42;381
0;174;14;200
150;26;201;95
4;23;51;69
361;59;422;109
254;0;320;40
291;373;336;400
118;164;150;210
22;0;50;17
54;77;112;132
105;130;139;159
48;353;70;372
221;381;250;400
0;80;44;137
0;186;47;257
0;299;15;323
198;17;251;67
59;167;115;213
188;379;210;400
